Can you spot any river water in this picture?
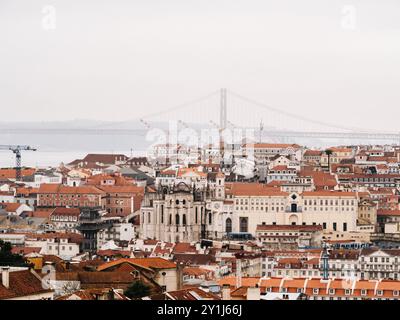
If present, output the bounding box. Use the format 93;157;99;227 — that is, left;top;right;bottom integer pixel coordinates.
0;133;150;168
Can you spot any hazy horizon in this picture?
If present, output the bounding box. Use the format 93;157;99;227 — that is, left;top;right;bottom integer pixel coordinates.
1;0;400;131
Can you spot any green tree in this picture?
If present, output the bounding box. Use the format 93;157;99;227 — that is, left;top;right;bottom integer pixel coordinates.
325;149;333;172
124;280;151;299
0;240;27;267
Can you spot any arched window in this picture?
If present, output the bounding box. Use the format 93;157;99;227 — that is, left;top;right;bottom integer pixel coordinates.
226;218;232;233
208;212;212;225
176;199;180;205
161;205;164;223
239;217;248;233
183;214;187;225
175;214;180;225
182;199;186;205
169;214;172;225
195;207;198;224
148;212;151;223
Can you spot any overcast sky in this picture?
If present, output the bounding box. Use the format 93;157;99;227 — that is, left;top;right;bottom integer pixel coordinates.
1;0;400;131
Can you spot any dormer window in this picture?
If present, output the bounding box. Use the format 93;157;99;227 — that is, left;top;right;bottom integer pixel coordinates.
361;289;367;296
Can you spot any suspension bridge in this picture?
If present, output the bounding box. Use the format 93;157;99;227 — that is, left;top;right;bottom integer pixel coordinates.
2;89;399;144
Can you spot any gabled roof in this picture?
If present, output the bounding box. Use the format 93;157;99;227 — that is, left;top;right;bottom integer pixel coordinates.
1;203;24;212
0;270;52;299
97;257;176;271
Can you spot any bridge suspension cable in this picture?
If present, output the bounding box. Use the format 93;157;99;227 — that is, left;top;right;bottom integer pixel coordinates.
227;89;374;133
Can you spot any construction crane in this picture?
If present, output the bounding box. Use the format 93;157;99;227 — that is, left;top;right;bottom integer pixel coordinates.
0;145;37;181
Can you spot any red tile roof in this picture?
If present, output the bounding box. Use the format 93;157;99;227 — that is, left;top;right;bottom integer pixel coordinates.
225;182;288;197
0;270;52;299
0;168;36;179
51;207;81;217
97;258;176;271
38;184;104;194
377;209;400;216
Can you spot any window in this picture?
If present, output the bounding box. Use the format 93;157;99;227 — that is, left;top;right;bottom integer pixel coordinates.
239;217;248;233
226;218;232;233
345;289;351;296
313;288;319;295
361;289;367;296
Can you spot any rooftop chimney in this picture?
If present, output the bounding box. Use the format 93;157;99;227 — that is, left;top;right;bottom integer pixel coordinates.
247;286;261;301
2;267;10;289
222;284;231;300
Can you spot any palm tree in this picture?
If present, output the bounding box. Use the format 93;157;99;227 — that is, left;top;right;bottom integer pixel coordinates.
325;149;333;172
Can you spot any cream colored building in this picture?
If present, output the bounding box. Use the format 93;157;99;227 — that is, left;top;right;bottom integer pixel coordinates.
320;147;354;168
226;183;359;235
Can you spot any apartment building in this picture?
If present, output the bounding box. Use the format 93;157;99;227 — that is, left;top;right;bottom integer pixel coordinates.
37;184;104;208
49;207;81;231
